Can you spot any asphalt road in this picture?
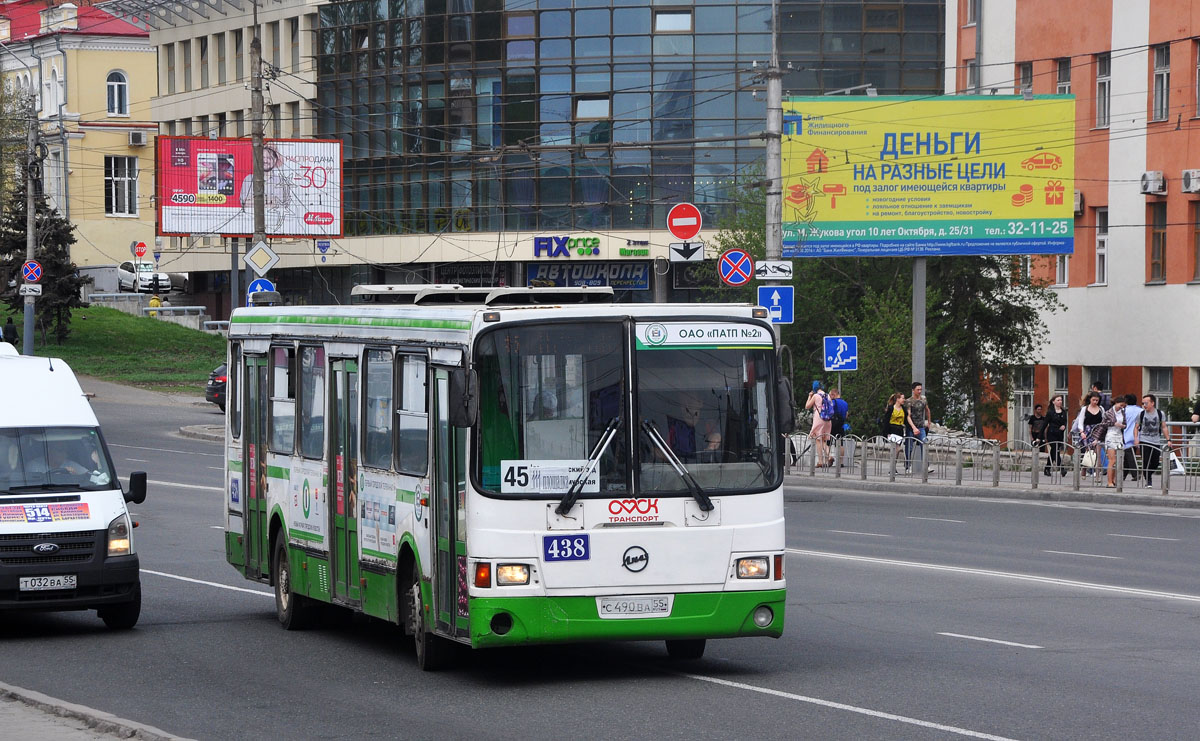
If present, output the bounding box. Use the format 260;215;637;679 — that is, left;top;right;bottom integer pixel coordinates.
3;381;1200;740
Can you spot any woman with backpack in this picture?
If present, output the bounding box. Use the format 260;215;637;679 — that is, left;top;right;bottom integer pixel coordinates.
806;381;833;467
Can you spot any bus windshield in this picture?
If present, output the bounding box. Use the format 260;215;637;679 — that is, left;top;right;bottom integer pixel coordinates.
475;319;781;498
0;427;116;493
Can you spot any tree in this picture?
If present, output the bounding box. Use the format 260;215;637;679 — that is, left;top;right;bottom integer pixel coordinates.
0;178;84;345
710;177;1061;436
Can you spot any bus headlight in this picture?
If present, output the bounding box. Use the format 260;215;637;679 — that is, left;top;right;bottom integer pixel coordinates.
495;564;530;585
107;515;133;557
736;557;769;579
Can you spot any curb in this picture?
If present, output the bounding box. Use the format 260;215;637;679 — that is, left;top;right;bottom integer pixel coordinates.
0;681;191;741
784;474;1200;509
178;425;224;443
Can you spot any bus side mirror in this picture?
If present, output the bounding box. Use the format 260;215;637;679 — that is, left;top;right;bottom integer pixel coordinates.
777;377;797;434
126;471;147;504
450;368;479;428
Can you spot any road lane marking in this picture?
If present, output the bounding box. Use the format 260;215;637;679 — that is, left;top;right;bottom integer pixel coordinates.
109;443;221;457
124;458;149;463
786;548;1200;603
907;516;965;523
142;569;271;597
678;672;1017;741
1042;550;1123;560
937;632;1042;649
208;466;224;470
828;530;892;537
973;499;1200;519
1107;533;1179;541
150;480;223;492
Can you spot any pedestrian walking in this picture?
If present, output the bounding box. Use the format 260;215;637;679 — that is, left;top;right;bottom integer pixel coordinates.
1121;393;1142;481
903;382;932;473
805;381;833;468
1072;392;1105;478
1103;396;1128;487
1134;394;1167;489
1045;395;1069;475
2;317;17;346
1028;404;1048;471
829;387;849;467
884;392;909;470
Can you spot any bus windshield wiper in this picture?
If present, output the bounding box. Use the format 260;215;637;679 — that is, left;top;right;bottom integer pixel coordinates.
641;420;714;512
555;416;621;516
3;483;89;492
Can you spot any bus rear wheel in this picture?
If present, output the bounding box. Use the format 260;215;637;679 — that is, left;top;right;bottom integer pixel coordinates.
408;561;448;671
665;639;706;660
274;538;314;630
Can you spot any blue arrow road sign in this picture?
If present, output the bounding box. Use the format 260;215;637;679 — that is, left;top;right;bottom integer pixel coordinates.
247;278;276;296
823;336;858;372
757;285;794;324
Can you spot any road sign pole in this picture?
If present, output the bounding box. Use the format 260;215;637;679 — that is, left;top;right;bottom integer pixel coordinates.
912;257;926;384
23;96;37;356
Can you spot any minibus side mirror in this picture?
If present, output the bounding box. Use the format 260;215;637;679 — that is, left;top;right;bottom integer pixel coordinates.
126;471;147;504
449;368;479;428
777;376;797;434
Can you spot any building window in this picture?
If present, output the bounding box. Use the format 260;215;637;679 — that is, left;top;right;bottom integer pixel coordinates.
199;37;209;88
1017;62;1032;93
966;58;979;93
217;112;227;137
216;33;226;85
104;156;137;216
654;11;692;32
1096;53;1110;127
289;18;300;72
1152;44;1170;121
1095;208;1108;285
1193;202;1200;281
1149;202;1167;282
1054;254;1069;286
234;110;245;137
965;0;979;25
1056;58;1071;94
234;30;244;81
1196;41;1200;117
106;71;128;115
181;40;191;92
289;102;300;136
270;104;282;137
1018;255;1031;281
575;97;610;119
165;44;175;95
269;21;281;68
1148;367;1173;403
1087;367;1111;396
1053;366;1070;397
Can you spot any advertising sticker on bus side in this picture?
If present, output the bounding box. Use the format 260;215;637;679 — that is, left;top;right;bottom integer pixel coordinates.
500;460;599;494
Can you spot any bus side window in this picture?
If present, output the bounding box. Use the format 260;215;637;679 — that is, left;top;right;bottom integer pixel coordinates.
270;345;296;454
230;343;241;439
396;354;428;475
363;348;393;469
298;346;326;459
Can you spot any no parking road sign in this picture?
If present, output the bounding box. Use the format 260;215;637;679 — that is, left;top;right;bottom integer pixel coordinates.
21;260;41;283
718;249;754;287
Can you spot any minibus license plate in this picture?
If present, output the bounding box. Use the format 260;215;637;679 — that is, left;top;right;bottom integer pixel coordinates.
19;575;76;591
597;595;672;619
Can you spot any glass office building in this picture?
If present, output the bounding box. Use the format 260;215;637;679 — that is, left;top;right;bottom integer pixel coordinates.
314;0;943;293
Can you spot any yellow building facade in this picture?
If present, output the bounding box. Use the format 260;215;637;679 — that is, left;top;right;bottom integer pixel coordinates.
0;1;156;267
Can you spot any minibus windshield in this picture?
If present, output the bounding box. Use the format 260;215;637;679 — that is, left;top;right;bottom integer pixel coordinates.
0;427;116;493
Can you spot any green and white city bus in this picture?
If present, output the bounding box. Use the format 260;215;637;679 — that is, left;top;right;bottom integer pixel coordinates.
223;285;793;669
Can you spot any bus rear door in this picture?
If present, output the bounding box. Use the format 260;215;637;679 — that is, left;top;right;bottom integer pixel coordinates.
433;368;469;639
329;358;361;605
243;355;270;580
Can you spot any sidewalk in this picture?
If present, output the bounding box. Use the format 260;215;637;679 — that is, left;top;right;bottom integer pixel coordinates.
0;682;186;741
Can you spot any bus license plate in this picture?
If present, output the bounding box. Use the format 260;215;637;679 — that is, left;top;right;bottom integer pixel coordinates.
19;575;76;591
597;595;672;619
543;534;589;562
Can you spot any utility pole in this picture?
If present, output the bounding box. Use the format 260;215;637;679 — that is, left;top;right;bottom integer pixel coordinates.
763;0;784;341
23;94;37;355
249;0;266;306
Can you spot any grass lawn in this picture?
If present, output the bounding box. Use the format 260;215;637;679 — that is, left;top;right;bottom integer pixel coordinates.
3;306;226;394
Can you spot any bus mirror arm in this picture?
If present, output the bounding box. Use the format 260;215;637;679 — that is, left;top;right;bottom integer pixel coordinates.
449;368;479;428
641;420;714;513
555;416;620;516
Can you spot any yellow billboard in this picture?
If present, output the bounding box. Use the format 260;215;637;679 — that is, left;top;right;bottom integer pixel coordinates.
781;95;1075;257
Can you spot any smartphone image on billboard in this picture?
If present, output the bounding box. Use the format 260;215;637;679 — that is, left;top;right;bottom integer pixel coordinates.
216;153;235;195
197;153;218;194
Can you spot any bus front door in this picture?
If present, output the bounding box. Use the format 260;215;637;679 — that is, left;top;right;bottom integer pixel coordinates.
329;359;361;605
243;355;269;580
433;369;469;638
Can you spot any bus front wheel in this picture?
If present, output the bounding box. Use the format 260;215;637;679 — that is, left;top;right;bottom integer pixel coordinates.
274;538;314;630
666;639;706;660
408;562;448;671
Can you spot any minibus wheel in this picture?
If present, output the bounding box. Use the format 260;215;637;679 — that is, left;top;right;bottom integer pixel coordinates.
99;584;141;630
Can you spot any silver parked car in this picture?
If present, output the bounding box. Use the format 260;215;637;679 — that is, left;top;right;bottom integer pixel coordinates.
117;261;172;293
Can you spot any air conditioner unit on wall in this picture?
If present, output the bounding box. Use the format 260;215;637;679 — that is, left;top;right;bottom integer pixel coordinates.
1073;190;1083;215
1140;171;1166;195
128;131;145;147
1182;169;1200;193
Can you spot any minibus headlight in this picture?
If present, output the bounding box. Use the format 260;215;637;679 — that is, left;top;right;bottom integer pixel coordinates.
107;514;133;557
495;564;530;586
736;557;769;579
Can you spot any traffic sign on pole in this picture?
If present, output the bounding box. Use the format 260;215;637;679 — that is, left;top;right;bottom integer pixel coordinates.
667;202;703;241
823;336;859;372
247;278;276;296
757;285;794;324
668;242;705;262
21;260;41;283
132;241;147;259
717;249;754;287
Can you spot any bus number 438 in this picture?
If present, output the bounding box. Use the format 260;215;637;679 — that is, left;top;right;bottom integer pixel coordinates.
543;534;589;562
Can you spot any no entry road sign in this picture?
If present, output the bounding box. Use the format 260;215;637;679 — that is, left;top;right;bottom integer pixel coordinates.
667;202;703;241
